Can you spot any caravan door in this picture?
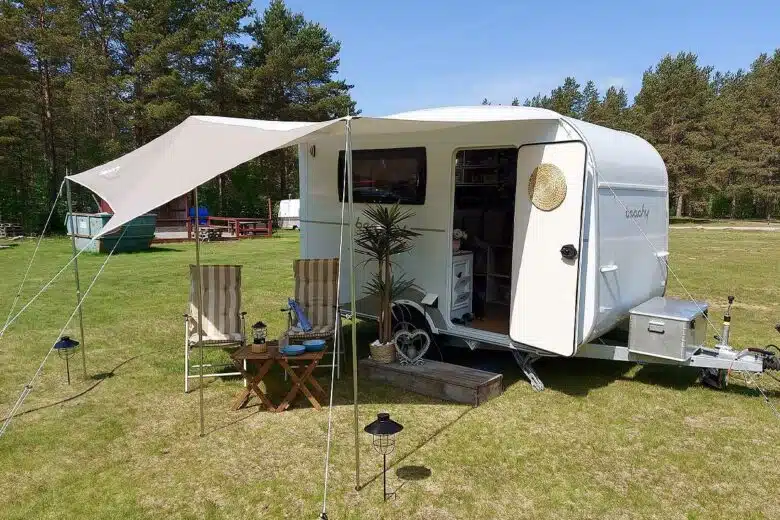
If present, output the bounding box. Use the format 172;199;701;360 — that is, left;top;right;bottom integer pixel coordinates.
510;141;587;357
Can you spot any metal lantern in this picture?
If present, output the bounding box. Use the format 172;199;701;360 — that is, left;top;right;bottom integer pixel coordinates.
252;321;267;345
364;412;404;501
54;336;80;384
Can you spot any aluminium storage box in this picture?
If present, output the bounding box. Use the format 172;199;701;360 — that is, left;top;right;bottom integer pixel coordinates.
628;297;708;362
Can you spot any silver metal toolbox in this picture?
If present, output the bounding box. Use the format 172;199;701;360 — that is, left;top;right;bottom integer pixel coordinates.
628;297;709;362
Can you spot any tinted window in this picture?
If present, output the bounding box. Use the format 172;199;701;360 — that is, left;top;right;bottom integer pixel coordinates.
338;147;426;204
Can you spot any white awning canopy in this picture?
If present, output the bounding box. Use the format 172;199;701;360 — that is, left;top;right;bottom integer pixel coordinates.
67;106;563;237
67;117;343;236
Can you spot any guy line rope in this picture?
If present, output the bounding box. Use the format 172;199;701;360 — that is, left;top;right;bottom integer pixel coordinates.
0;236;97;339
1;180;65;341
0;226;127;438
318;124;350;520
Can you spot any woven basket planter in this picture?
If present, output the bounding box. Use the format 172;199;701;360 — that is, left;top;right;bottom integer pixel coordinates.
370;341;396;364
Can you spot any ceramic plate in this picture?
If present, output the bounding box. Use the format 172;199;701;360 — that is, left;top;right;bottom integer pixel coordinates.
281;345;305;356
303;339;326;351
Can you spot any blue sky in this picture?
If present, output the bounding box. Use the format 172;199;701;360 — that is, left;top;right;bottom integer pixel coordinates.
255;0;780;116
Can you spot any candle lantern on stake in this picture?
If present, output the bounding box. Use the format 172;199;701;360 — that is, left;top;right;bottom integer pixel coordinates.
54;336;80;385
364;412;404;501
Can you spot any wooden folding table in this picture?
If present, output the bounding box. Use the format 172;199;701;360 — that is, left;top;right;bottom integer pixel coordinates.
230;345;327;412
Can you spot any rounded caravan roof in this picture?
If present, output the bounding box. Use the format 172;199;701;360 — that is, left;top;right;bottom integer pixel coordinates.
383;106;668;189
561;117;667;189
386;105;561;122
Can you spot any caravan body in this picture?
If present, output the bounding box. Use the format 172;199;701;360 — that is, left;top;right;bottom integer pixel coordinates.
298;106;668;357
278;199;300;229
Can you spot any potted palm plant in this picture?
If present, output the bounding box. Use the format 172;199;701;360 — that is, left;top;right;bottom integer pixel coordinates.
355;203;421;363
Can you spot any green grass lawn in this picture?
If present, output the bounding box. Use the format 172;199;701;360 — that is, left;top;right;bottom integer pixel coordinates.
0;230;778;519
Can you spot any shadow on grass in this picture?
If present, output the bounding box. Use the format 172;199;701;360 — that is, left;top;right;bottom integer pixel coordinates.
205;409;261;436
0;353;142;423
426;345;631;397
396;465;432;481
357;406;470;491
194;319;779;413
121;245;184;254
629;363;701;390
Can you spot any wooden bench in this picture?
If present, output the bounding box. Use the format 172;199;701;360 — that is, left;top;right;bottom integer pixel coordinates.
358;358;502;406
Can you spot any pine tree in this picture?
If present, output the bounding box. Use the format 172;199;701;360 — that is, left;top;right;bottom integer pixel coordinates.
549;77;582;117
711;51;780;219
242;0;356;201
634;53;714;216
5;0;82;224
523;93;551;109
598;86;629;129
0;6;42;226
244;0;356;121
119;0;200;147
65;1;130;179
191;0;252;212
580;80;600;122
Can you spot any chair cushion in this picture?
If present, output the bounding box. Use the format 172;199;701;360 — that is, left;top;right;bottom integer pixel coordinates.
189;332;245;345
285;325;334;340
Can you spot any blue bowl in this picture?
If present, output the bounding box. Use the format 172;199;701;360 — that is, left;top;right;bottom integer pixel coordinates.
303;339;326;352
281;345;306;356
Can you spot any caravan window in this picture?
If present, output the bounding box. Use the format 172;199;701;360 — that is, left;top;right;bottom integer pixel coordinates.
338;147;426;204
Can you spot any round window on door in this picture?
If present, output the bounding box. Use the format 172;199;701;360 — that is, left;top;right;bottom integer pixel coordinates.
528;163;567;211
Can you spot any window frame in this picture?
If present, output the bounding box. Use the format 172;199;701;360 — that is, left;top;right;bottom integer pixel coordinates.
337;146;427;205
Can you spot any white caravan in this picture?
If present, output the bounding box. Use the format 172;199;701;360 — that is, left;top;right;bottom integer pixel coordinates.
296;106;775;388
278;198;300;229
68;106;775;389
298;106;668;355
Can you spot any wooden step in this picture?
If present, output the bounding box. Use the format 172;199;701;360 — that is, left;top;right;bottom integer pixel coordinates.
359;358;502;406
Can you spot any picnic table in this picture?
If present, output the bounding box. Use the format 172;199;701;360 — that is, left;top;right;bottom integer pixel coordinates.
230;343;328;412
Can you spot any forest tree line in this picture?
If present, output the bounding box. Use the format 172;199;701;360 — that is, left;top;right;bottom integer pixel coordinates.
0;0;355;231
484;50;780;219
1;0;778;232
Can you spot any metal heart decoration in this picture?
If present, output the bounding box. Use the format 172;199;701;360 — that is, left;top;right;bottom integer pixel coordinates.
393;328;430;365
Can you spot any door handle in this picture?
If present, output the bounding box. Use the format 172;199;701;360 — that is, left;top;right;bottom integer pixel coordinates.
560;244;578;260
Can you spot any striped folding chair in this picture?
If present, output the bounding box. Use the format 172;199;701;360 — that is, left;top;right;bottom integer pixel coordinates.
283;258;344;378
184;264;247;393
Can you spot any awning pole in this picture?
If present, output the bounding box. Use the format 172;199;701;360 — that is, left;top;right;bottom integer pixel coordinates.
346;118;360;489
65;176;88;379
193;188;206;437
